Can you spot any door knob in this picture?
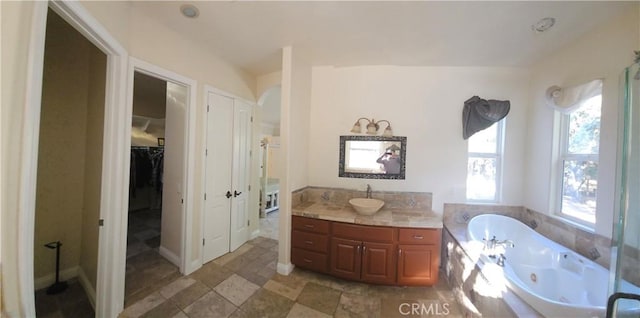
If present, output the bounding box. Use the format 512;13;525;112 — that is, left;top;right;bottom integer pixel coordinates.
234;190;242;197
225;191;232;199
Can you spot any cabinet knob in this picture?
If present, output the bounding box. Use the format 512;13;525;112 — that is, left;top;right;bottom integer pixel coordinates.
303;258;312;263
399;248;402;256
413;235;424;240
304;240;313;245
304;224;314;229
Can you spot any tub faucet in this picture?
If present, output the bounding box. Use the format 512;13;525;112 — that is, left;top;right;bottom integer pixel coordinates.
483;236;497;251
497;254;507;267
496;239;515;248
366;184;372;198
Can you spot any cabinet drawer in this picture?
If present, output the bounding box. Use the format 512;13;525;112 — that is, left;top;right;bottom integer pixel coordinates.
332;222;395;243
398;228;441;244
292;230;329;253
292;248;328;273
292;216;329;234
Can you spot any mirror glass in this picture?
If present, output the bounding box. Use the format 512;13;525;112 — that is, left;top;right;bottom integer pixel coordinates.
339;135;406;179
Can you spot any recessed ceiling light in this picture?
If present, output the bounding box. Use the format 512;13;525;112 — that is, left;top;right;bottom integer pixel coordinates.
532;17;556;33
180;4;199;18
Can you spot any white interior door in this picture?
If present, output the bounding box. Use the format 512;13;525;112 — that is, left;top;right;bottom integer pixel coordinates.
203;92;234;263
161;82;187;260
229;100;252;251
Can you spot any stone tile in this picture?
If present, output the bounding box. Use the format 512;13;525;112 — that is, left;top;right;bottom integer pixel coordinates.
121;292;165;318
139;300;181;318
159;277;196;299
125;272;182;308
335;292;381;318
189;261;234;289
214;274;260;306
171;311;188;318
296;282;341;315
183;291;237;318
35;290;58;317
263;279;305;301
287;303;332;318
169;281;211;310
40;311;64;318
59;299;94;318
238;289;295;318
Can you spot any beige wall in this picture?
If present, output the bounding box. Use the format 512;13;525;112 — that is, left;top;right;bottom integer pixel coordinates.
524;8;639;238
35;9;105;295
133;72;167;119
80;45;107;292
308;66;529;213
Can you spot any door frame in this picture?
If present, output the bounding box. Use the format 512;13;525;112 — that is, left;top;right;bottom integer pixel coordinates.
19;1;128;317
126;57;199;274
201;85;256;264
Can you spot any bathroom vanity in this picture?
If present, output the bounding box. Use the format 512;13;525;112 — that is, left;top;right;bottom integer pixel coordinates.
291;200;442;286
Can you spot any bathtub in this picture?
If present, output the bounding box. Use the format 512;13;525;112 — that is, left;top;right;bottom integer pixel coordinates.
466;214;640;318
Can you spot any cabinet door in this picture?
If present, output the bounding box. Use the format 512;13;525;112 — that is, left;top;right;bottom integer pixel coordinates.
397;244;438;286
330;238;361;281
361;242;396;285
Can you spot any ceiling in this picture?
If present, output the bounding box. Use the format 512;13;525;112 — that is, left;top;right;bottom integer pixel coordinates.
131;1;634;76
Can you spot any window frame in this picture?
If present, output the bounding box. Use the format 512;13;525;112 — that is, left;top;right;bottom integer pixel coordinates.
554;103;600;227
466;119;505;203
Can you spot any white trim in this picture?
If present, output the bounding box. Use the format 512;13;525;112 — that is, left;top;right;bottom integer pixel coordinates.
250;229;261;239
18;3;48;317
20;2;129;317
127;57;199;275
159;246;182;268
77;267;97;310
276;262;294;275
34;266;79;291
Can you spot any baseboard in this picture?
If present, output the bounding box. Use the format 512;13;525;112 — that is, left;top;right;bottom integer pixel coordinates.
183;259;201;276
159;245;181;268
276;262;294;275
77;267;96;309
250;229;260;239
34;266;79;291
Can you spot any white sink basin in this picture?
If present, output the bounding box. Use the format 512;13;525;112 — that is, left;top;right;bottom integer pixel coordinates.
349;198;385;215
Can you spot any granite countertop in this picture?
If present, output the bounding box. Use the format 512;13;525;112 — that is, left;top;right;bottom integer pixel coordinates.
292;201;443;229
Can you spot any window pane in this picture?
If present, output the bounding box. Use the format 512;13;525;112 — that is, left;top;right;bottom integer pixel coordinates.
561;160;597;223
468;123;497;153
568;95;601;154
467;157;496;201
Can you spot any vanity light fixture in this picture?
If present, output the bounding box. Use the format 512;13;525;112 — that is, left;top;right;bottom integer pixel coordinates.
350;118;393;137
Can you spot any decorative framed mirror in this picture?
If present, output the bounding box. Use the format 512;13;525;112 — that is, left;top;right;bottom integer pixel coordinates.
339;135;407;179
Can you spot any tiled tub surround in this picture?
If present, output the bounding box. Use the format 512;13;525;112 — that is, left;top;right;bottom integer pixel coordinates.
442;203;640;317
291;187;441;228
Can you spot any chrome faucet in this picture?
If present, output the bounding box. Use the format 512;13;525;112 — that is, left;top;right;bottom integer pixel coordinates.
483;236;514;258
497;254;507;267
366;184;372;198
496;239;515;248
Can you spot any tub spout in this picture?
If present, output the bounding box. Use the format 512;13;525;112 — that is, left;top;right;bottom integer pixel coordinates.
496;239;515;248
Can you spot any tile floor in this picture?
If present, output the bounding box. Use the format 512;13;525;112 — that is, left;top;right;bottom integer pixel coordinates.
258;210;280;241
121;236;462;317
35;279;95;318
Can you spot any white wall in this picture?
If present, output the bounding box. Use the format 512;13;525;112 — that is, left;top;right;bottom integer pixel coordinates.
308;66;529;213
277;46;312;273
524;8;639;238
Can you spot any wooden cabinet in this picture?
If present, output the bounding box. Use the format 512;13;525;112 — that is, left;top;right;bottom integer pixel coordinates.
330;222;396;284
292;216;441;286
397;228;441;286
291;216;330;273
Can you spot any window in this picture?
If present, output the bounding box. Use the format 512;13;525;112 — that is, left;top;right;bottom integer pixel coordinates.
466;120;504;202
557;93;602;225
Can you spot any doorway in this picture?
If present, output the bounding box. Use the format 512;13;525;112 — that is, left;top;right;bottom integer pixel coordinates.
257;86;282;241
124;61;196;305
33;8;106;317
